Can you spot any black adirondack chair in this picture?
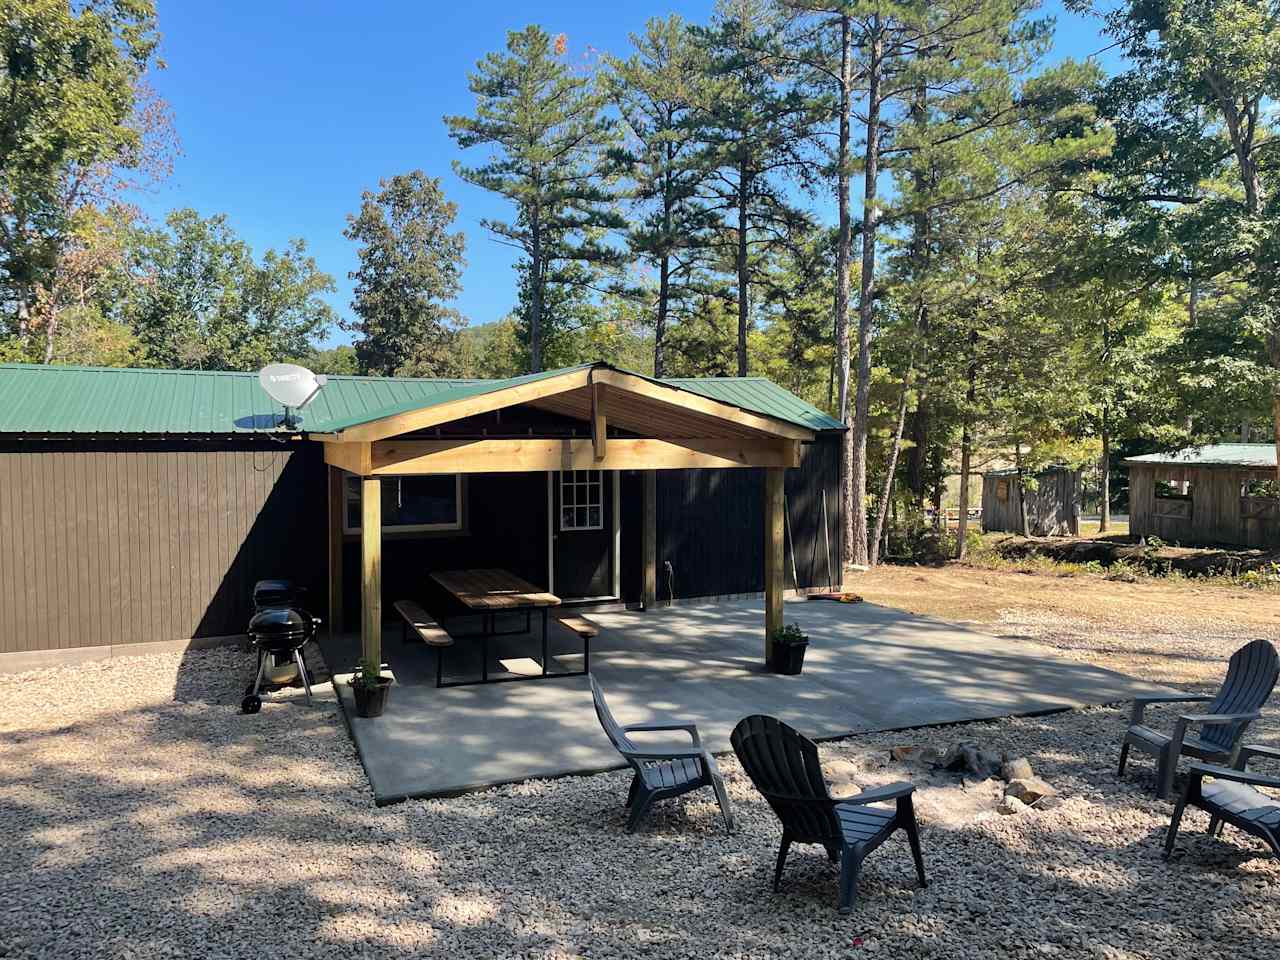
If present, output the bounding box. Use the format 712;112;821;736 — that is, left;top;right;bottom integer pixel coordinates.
1164;744;1280;861
590;676;733;834
730;715;926;914
1119;639;1278;798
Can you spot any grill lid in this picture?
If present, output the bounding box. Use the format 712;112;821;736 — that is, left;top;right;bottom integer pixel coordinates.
248;605;315;637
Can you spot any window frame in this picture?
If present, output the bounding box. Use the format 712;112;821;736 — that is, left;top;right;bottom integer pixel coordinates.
343;474;464;535
559;470;604;532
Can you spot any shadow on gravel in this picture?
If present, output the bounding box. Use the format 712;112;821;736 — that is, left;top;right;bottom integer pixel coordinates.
0;661;1278;960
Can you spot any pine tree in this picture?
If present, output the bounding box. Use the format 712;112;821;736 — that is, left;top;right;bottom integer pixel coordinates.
605;16;714;377
445;26;622;372
693;0;816;378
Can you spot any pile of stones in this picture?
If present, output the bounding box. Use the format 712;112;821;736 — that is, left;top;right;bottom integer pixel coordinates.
889;741;1060;815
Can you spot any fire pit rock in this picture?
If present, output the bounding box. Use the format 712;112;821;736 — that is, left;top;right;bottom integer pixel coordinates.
1004;776;1058;806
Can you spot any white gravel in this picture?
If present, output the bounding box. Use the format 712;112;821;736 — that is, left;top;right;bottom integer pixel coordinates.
2;641;1278;960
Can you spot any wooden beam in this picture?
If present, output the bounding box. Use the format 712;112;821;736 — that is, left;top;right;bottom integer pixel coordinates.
591;381;606;461
323;440;371;476
592;368;813;440
382;437;800;473
327;466;345;641
368;438;801;475
764;467;785;665
361;476;382;672
642;471;657;608
324;368;594;443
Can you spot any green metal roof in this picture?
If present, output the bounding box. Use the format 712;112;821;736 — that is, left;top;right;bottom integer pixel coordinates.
1125;444;1276;469
0;362;844;436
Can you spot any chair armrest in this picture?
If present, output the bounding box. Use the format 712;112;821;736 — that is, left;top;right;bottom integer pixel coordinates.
1130;693;1212;724
1178;711;1261;726
837;781;915;806
1189;762;1280;791
619;745;708;762
623;721;700;746
1239;743;1280;768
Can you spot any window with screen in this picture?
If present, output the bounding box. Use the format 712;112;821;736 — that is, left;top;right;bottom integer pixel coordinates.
344;475;463;533
560;470;603;531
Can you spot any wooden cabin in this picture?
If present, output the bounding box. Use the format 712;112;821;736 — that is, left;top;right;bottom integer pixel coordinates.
0;361;845;673
1126;444;1278;547
981;466;1080;537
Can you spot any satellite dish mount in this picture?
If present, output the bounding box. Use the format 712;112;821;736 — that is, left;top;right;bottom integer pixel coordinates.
258;363;328;430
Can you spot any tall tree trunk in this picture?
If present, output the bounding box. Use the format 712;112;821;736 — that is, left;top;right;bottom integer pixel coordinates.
834;11;854;570
736;158;750;378
1099;403;1111;534
1013;440;1031;537
1272;334;1280;485
956;357;976;559
43;306;56;364
655;254;669;378
847;25;881;567
530;219;544;373
869;358;913;566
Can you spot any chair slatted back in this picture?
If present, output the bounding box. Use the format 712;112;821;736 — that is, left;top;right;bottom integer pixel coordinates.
731;715;840;845
1203;639;1279;751
590;675;638;755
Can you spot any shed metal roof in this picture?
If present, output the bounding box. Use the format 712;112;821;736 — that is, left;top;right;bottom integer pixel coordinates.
1124;444;1276;469
0;362;844;436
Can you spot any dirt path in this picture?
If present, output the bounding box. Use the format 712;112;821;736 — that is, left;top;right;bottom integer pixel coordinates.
846;563;1280;687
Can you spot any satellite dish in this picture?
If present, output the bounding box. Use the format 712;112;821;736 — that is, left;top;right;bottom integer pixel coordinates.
258;363;327;428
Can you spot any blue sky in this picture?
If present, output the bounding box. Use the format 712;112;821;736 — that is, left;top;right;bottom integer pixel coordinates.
140;1;1112;348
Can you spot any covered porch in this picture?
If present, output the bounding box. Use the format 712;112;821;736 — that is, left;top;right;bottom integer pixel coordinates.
316;363;821;681
316;595;1173;803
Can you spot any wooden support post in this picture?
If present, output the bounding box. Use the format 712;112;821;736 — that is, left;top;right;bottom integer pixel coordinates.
591;382;607;461
642;471;657;608
361;476;382;670
764;467;785;664
327;466;345;640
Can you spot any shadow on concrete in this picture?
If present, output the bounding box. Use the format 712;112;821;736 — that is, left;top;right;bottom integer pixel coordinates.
317;598;1176;803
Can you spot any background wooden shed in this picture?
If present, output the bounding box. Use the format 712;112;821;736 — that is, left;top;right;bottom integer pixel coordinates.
981;466;1080;537
1126;444;1278;547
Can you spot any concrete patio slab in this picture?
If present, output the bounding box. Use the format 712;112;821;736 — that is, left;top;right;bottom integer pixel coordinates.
319;597;1174;804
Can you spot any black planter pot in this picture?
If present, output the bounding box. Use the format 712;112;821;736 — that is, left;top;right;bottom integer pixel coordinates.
351;677;391;718
770;640;808;675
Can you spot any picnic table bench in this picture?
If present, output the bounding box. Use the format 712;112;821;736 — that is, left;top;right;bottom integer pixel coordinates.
428;568;593;688
392;600;452;648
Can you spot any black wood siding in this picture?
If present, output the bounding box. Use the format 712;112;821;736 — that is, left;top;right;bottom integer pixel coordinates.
1;433;843;655
654;435;842;601
0;436;326;654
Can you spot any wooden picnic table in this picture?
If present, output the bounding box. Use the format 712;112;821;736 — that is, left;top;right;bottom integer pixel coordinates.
429;568;566;687
431;568;560;611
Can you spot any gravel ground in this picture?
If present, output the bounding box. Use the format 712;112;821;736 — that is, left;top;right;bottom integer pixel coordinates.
2;633;1279;960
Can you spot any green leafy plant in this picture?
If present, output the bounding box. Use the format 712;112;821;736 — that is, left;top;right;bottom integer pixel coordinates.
352;657;384;688
773;623;808;645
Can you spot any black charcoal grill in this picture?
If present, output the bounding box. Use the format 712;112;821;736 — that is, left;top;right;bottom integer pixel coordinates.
242;579;322;714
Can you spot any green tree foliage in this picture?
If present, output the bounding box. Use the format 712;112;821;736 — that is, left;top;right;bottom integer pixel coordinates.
0;0;163;351
446;26;622;372
342;171;467;377
124;209;334;371
693;0;815;378
1083;0;1280;476
605;15;714;376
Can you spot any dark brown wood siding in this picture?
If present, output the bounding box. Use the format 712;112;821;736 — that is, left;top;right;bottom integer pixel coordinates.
0;436;327;654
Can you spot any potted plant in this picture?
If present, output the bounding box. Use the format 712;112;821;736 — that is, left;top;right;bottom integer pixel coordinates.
350;657;391;718
769;623;809;675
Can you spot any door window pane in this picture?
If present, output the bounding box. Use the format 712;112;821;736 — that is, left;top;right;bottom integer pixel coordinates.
560;471;604;530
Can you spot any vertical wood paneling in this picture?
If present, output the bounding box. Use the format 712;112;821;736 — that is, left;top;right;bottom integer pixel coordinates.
0;437;325;654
